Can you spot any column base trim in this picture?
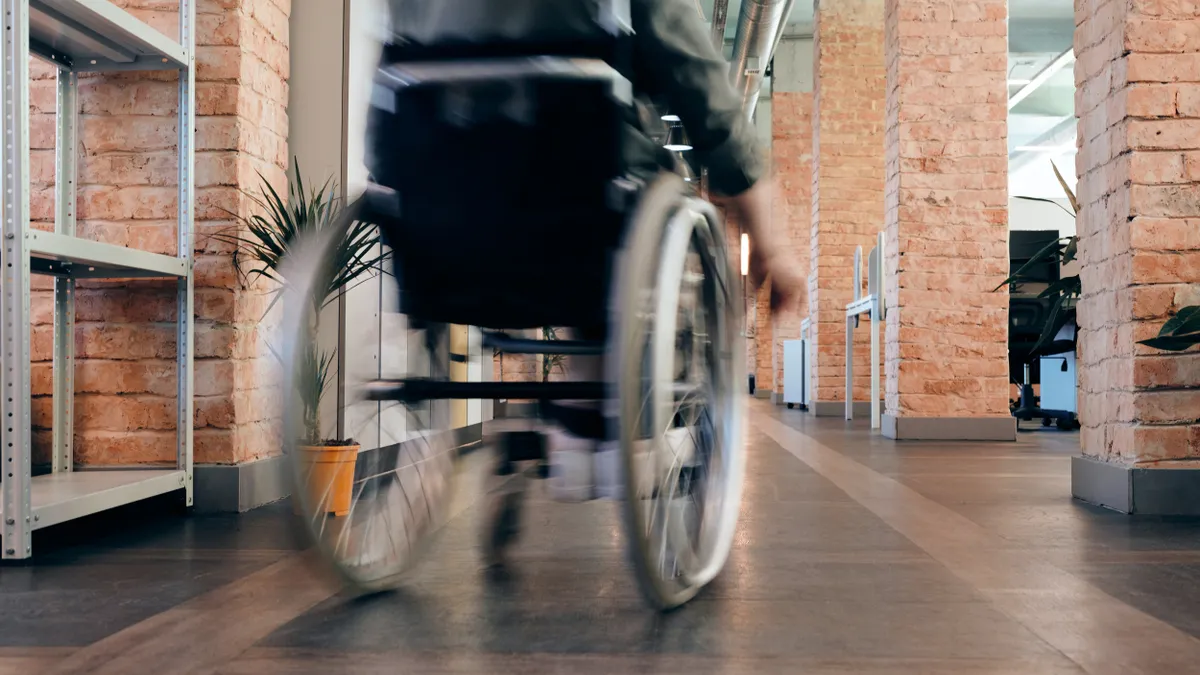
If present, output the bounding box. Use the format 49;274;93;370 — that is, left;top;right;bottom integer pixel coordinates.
1072;455;1200;515
810;401;877;417
753;389;773;399
193;423;486;513
881;414;1016;441
193;455;290;514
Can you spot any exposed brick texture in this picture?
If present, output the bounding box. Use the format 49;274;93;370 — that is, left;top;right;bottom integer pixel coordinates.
882;0;1010;419
30;0;290;467
811;0;887;405
1076;0;1200;463
754;283;772;389
770;91;814;394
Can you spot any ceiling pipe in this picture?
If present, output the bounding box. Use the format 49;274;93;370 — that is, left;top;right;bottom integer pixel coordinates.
729;0;796;120
710;0;730;49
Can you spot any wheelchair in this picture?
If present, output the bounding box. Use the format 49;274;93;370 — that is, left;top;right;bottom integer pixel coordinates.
276;11;746;611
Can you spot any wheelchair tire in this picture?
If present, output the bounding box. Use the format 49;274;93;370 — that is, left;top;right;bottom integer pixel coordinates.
612;174;746;610
277;198;460;592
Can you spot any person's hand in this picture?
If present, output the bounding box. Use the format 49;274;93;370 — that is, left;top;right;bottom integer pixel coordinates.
723;177;805;315
750;251;806;314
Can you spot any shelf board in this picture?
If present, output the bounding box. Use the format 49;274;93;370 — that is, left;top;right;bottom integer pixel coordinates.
29;231;188;279
0;469;187;530
30;0;187;71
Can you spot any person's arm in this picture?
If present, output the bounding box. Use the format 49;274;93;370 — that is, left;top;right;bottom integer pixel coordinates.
631;0;803;312
630;0;761;196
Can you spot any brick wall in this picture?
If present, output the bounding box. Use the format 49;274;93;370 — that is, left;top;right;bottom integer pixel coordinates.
811;0;887;405
1076;0;1200;463
882;0;1009;419
30;0;289;467
754;283;773;389
771;91;814;394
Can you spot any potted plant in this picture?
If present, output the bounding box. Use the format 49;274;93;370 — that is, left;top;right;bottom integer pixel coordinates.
215;160;385;516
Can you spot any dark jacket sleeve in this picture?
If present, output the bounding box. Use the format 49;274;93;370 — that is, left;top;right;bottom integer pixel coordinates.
630;0;763;195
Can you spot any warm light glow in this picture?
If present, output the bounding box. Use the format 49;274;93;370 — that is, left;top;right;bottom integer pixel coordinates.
740;233;749;277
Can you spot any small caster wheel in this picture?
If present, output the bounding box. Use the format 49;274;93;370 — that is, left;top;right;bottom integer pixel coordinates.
787;403;795;409
1042;417;1052;428
481;480;525;569
1056;418;1075;431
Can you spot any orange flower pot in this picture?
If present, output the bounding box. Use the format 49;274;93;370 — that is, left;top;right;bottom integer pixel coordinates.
295;444;359;517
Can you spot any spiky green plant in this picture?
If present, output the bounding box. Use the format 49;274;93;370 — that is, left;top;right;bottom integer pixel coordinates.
996;162;1081;354
211;159;387;444
541;326;567;382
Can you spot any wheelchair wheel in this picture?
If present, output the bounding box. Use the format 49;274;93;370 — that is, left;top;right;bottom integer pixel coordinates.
612;174;746;610
277;198;459;591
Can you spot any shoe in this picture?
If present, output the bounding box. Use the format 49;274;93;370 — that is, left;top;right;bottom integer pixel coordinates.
545;425;596;502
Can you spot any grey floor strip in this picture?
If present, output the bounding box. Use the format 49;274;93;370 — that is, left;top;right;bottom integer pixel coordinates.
757;412;1200;675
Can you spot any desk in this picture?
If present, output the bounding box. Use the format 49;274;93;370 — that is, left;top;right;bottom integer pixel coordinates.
845;232;884;429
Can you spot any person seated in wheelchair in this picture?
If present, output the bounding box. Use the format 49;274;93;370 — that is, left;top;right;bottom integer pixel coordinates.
373;0;804;500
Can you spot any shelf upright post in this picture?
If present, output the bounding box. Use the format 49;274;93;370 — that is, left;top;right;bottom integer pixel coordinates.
52;67;77;475
1;0;34;559
177;0;195;506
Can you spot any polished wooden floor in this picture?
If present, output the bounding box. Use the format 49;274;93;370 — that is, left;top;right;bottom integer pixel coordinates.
5;402;1200;674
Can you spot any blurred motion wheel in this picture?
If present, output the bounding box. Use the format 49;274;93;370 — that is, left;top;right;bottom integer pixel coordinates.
613;174;746;610
278;198;459;592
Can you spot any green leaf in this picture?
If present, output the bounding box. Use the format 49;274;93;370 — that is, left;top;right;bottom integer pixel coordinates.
1013;196;1077;220
1037;275;1081;301
1050;161;1079;215
995;237;1069;291
1032;293;1071;354
1062;238;1078;265
1159;306;1200;338
1139;333;1200;352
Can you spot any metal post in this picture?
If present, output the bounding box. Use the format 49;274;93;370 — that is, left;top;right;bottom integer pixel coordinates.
2;0;33;559
873;231;884;430
177;0;195;507
52;67;77;475
845;315;853;420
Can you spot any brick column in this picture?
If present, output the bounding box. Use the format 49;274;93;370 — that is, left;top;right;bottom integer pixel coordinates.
770;89;814;399
29;1;289;503
880;0;1011;439
811;0;887;416
1072;0;1200;512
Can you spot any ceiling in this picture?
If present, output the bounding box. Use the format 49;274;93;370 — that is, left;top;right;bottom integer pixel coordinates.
697;0;1077;199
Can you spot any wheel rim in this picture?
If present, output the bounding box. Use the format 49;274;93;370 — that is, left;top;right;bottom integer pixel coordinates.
278;205;459;590
616;177;745;609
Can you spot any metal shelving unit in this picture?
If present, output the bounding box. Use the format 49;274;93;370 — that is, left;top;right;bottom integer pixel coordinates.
1;0;194;559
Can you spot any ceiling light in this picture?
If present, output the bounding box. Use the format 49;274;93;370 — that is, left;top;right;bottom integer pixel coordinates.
661;114;681;122
664;124;692;152
1015;144;1075;153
